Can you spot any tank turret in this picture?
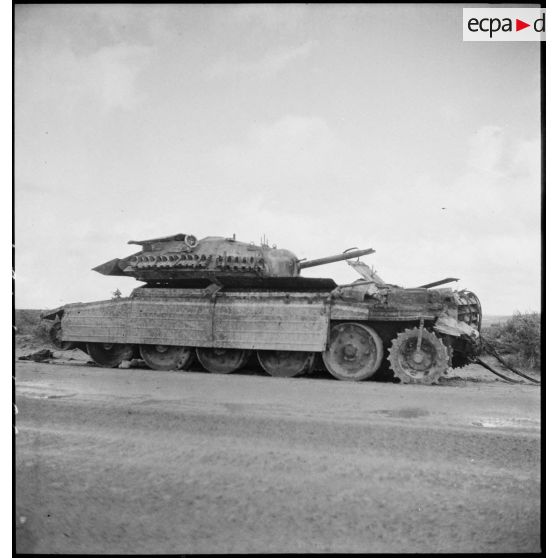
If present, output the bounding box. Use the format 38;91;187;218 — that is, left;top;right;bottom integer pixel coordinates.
93;233;373;286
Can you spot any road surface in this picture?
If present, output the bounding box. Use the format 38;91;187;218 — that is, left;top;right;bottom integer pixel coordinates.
15;360;541;553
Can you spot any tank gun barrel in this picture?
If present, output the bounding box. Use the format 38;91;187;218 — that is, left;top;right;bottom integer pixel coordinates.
299;248;375;270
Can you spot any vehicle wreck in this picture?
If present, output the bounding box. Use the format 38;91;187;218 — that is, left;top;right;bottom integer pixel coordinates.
42;233;482;383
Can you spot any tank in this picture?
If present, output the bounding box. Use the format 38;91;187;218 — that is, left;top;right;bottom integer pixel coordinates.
42;233;482;384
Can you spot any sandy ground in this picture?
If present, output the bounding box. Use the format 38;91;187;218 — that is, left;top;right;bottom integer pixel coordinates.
15;356;540;554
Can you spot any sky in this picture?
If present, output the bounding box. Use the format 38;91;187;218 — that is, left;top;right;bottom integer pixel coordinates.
14;4;541;314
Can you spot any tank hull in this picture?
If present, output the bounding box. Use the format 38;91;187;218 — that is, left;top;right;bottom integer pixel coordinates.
60;288;331;352
46;283;481;383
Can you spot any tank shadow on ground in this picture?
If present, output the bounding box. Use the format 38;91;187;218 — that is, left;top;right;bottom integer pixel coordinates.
183;352;399;382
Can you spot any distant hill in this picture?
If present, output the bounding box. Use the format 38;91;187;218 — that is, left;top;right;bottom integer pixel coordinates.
482;315;512;328
15;309;44;335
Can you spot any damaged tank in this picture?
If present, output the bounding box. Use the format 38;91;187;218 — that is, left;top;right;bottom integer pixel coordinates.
42;233;482;384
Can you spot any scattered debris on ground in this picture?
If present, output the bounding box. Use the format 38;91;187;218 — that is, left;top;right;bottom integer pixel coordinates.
17;345;92;366
119;359;148;369
18;349;54;362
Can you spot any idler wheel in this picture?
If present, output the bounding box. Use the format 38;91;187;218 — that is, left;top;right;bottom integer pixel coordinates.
48;321;77;350
257;350;314;378
196;347;250;374
387;327;450;384
139;344;194;371
322;322;383;381
86;343;134;368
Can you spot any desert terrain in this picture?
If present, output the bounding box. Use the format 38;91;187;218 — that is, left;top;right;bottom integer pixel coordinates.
15;350;540;554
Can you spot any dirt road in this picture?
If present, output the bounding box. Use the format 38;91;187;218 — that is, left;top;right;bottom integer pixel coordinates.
15;360;541;554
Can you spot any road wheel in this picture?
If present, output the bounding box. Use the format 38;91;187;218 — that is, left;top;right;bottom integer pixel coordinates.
139;344;194;371
86;343;134;368
257;350;314;377
196;347;250;374
387;328;450;384
48;321;76;350
322;322;384;381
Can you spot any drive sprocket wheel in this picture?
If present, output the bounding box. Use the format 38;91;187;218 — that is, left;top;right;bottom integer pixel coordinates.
387;327;450;385
450;350;471;369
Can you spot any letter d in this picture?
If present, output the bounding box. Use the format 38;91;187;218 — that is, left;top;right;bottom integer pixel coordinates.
534;13;545;32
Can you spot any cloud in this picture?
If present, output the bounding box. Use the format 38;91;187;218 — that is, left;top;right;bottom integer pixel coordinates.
225;4;310;30
451;126;540;234
204;115;343;208
86;43;153;110
401;125;541;311
207;40;317;80
439;103;462;124
467;125;505;174
16;10;154;113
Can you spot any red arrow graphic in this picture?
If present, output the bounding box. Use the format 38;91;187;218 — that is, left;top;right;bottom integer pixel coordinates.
516;19;530;31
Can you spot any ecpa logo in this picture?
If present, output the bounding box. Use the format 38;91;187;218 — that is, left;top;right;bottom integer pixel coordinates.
463;8;545;42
